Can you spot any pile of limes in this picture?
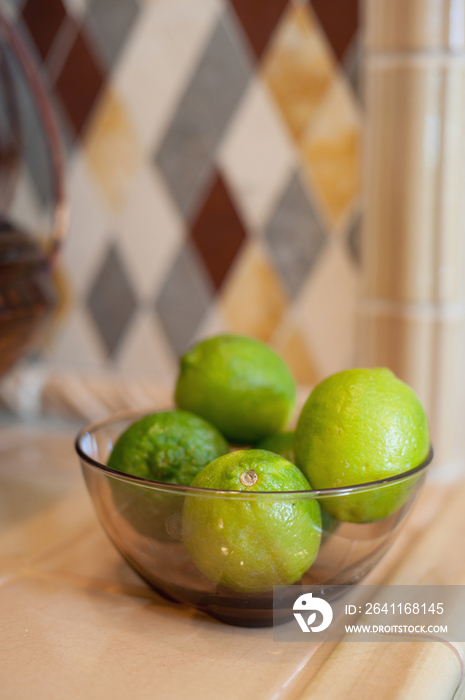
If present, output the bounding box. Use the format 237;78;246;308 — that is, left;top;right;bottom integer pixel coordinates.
108;334;429;594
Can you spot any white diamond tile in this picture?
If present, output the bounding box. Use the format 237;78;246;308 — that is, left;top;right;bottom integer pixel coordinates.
116;309;177;381
218;78;296;232
9;167;51;237
114;0;223;152
116;165;184;300
1;1;19;21
45;305;107;371
62;155;111;298
295;240;358;379
62;0;90;21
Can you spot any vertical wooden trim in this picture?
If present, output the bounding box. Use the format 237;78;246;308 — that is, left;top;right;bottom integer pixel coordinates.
359;0;465;479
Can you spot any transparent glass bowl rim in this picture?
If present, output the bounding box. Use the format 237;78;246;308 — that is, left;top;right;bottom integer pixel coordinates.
75;408;434;502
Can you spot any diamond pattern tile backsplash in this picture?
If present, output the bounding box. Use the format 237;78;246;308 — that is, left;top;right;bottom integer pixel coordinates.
10;0;361;385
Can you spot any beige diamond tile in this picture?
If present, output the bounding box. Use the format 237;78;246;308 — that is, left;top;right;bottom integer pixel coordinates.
46;265;72;343
295;241;358;380
262;2;335;143
83;88;141;213
116;166;184;300
9;167;50;237
218;78;295;232
220;242;288;342
114;0;222;151
272;322;319;387
116;310;177;381
63;155;111;298
62;0;89;21
300;76;361;231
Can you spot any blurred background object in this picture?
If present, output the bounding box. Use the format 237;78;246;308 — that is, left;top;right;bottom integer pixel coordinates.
359;0;465;479
0;0;361;413
0;13;66;380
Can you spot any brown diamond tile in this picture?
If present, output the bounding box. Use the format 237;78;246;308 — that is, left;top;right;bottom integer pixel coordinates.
311;0;358;61
55;30;104;136
22;0;66;61
230;0;289;59
190;173;246;291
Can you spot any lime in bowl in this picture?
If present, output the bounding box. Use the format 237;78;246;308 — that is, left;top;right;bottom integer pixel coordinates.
75;410;433;628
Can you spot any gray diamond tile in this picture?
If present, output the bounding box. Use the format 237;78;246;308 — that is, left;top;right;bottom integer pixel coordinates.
180;12;252;153
7;52;54;208
53;93;77;156
16;18;45;73
155;123;213;222
155;241;213;357
343;33;361;97
347;212;361;265
87;243;137;357
23;106;52;209
154;11;251;220
86;0;139;69
264;172;327;299
4;0;26;18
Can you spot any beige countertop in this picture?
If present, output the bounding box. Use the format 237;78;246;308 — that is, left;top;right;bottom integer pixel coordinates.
0;417;464;700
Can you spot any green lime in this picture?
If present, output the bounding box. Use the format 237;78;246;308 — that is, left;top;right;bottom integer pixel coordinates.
107;475;182;543
294;368;429;523
183;449;321;594
107;410;229;543
175;334;296;444
256;431;295;463
256;431;338;535
107;409;229;485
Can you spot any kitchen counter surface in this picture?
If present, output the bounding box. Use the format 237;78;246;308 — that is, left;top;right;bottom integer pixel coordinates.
0;417;464;700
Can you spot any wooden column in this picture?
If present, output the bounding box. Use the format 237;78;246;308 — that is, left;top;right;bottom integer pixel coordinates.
359;0;465;479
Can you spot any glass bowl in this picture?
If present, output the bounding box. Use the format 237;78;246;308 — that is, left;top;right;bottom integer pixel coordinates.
75;410;433;627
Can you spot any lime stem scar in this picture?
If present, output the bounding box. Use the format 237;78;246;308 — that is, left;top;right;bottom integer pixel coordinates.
240;469;258;487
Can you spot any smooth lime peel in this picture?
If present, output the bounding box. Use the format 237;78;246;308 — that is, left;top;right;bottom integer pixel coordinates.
294;368;429;523
175;334;296;444
183;450;322;594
